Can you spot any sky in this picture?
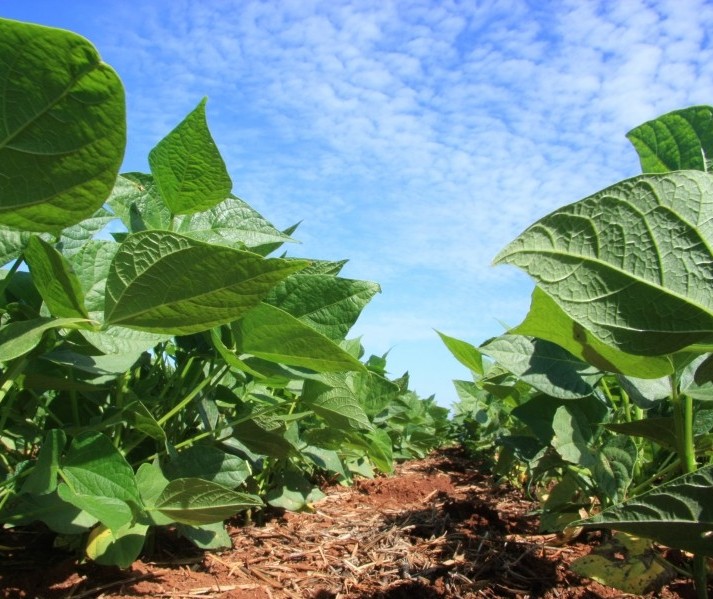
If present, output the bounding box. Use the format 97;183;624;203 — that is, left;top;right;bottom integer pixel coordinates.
5;0;713;408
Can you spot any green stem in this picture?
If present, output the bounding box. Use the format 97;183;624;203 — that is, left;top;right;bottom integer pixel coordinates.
671;379;707;598
629;453;679;497
157;364;229;427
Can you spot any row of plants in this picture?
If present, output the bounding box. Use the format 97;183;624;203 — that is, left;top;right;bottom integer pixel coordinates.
0;18;450;569
442;105;713;596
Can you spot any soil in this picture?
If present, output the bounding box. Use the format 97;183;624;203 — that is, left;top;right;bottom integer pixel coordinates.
0;446;706;598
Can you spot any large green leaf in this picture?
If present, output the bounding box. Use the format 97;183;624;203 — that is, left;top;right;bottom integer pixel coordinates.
155;478;262;525
494;171;713;356
162;445;251;489
0;18;125;232
264;274;380;340
59;432;142;529
627;105;713;173
480;334;601;399
175;196;295;250
513;287;673;378
104;231;307;333
578;464;713;556
149;98;232;216
234;302;366;372
24;236;88;318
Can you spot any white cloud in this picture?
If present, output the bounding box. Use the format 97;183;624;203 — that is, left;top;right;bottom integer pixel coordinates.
15;0;713;405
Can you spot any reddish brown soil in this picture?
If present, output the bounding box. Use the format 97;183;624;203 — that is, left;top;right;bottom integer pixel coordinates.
0;447;706;598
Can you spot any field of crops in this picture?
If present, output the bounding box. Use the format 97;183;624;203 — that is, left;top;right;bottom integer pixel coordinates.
2;16;713;598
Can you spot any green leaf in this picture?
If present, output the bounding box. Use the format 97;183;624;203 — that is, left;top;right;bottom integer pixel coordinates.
302;446;347;479
578;464;713;556
551;405;597;468
67;240;119;317
0;490;96;534
264;274;380;341
0;226;32;266
265;468;325;512
617;375;672;409
135;462;172;526
155;478;262;525
177;522;231;550
175;196;295;250
513;287;673;378
22;429;66;495
80;326;168;356
57;483;133;532
85;522;148;568
513;394;609;445
494;171;713;356
0;18;125;232
592;435;636;504
149;98;232;215
232;414;297;459
104;231;307;334
437;331;484;376
605;417;677;452
125;401;167;443
234;302;366;372
302;373;374;431
627;105;713;173
107;173;172;232
57;207;115;259
24;236;89;318
162;445;250;489
0;317;90;362
480;334;601;400
59;432;142;530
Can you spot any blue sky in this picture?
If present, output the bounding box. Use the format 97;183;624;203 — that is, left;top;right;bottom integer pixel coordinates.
6;1;713;407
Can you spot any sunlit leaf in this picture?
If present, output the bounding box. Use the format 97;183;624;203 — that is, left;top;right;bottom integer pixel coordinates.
0;18;125;231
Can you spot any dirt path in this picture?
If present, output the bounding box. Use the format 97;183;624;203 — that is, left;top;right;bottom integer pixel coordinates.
0;447;701;598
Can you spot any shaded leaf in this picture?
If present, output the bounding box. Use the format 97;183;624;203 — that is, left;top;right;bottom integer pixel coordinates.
480;334;601;399
155;478;262;525
578;464;713;556
24;236;88;318
513;287;673;378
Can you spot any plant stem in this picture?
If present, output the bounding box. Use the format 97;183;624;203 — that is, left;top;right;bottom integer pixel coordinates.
672;379;708;598
157;364;229;427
